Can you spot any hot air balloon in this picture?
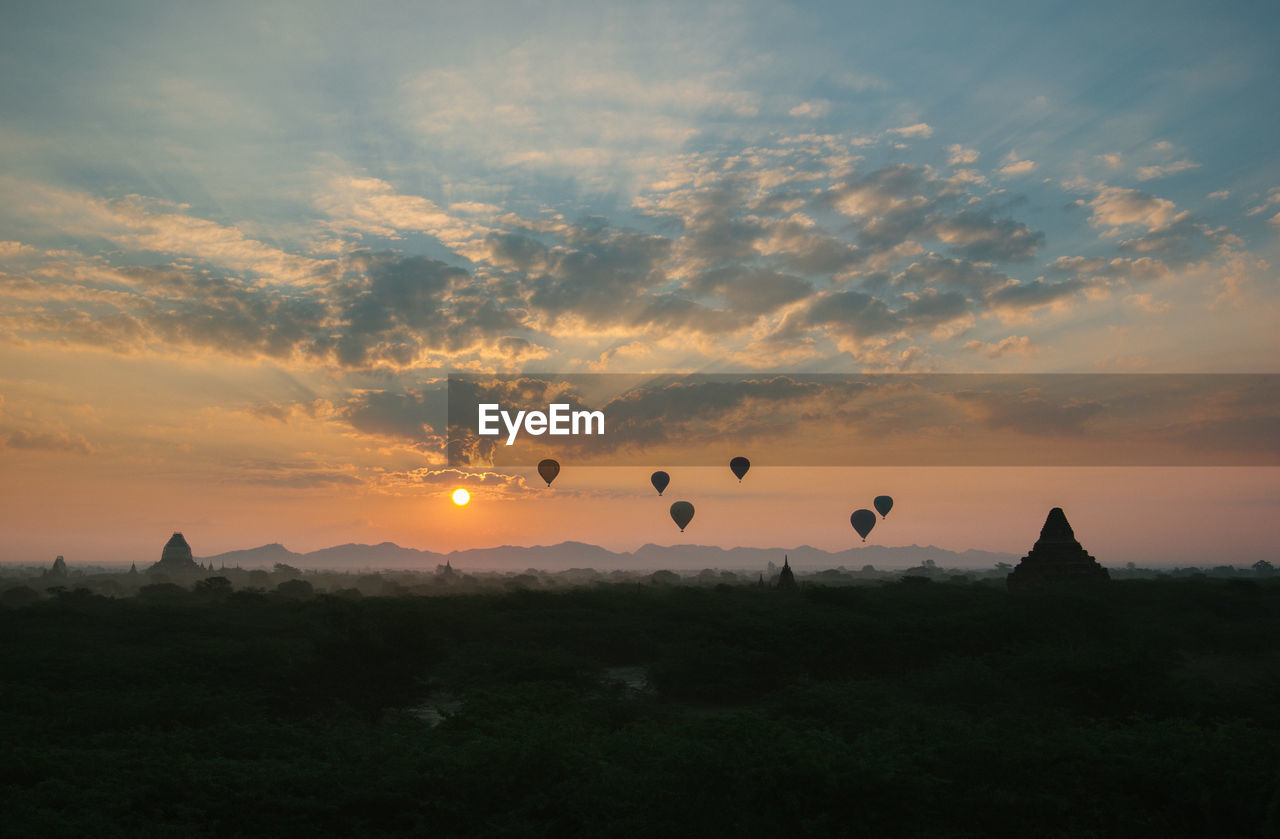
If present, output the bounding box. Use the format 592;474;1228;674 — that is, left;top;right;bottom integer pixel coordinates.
729;456;750;482
873;495;894;518
650;471;670;496
850;509;876;542
537;458;560;487
670;501;695;532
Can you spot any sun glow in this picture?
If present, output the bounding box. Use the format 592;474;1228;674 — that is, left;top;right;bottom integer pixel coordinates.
451;488;471;506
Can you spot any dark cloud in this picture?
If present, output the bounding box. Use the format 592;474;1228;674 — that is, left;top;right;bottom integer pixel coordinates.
1166;416;1280;458
673;185;766;265
484;232;552;272
12;253;538;369
3;146;1150;363
146;275;329;360
1117;216;1213;265
1046;256;1171;283
951;388;1106;435
628;294;751;333
687;267;813;315
801;288;970;339
933;211;1045;261
776;235;863;275
2;429;92;454
238;469;364;488
341;387;446;444
987;278;1087;310
524;228;673;324
889;257;1011;297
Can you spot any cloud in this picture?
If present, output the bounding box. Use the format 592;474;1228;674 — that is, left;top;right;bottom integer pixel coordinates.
12;181;330;285
520;226;677;328
1088;186;1183;233
2;249;539;369
341;387;445;445
0;241;39;258
316;175;492;256
1137;159;1200;180
1047;255;1172;284
687;267;813;315
1;429;92;455
962;336;1038;358
587;341;653;372
947;145;979;166
887;257;1012;297
799;288;971;342
932;212;1044;261
234;465;363;488
998;152;1035;177
827;165;925;214
951;388;1105;436
6;125;1251;375
987;278;1087;314
1115;216;1208;261
398;44;758;185
888;123;933;138
789;100;831;118
1245;188;1280;216
375;466;528;494
1124;293;1171;313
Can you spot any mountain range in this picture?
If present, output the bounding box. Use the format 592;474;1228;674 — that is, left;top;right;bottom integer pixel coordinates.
199;541;1018;572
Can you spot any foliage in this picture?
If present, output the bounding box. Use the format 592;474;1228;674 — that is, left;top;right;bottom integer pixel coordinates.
2;579;1279;837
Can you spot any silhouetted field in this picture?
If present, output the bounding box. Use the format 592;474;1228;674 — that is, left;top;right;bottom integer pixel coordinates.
3;577;1279;837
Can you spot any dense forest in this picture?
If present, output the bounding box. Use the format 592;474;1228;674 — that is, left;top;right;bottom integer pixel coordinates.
2;572;1279;837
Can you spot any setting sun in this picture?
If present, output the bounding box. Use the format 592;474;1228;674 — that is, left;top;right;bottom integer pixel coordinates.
451;488;471;506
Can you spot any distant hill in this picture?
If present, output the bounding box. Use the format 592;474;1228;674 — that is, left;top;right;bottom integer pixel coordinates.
200;542;303;568
201;540;1017;572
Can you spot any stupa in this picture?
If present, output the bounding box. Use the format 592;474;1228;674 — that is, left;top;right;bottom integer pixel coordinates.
776;555;797;589
1007;508;1109;590
149;532;202;574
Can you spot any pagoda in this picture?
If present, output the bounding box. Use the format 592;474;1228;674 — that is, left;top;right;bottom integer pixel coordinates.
1007;508;1109;590
148;532;202;575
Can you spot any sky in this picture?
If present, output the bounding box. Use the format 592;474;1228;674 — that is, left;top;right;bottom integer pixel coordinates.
1;0;1277;566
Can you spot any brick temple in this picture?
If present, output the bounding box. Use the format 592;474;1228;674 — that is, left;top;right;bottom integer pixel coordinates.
1007;507;1110;590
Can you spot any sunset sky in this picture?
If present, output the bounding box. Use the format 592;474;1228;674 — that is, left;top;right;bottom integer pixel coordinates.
1;1;1277;566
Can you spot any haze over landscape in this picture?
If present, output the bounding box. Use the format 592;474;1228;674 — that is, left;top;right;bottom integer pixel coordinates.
1;0;1277;566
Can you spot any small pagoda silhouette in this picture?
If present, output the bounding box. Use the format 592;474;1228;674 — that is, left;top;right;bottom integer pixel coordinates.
776;555;797;589
1007;508;1109;590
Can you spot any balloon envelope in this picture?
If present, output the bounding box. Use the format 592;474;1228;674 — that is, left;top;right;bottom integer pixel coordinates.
670;501;695;532
729;456;750;481
873;495;894;518
650;470;670;496
850;509;876;541
537;458;560;487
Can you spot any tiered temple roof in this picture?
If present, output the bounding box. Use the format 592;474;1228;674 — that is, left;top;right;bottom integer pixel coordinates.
149;532;201;574
1007;508;1109;590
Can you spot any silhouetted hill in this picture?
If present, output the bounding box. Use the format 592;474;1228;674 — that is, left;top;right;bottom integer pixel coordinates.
200;542;302;568
302;542;446;566
201;540;1017;571
451;541;619;569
